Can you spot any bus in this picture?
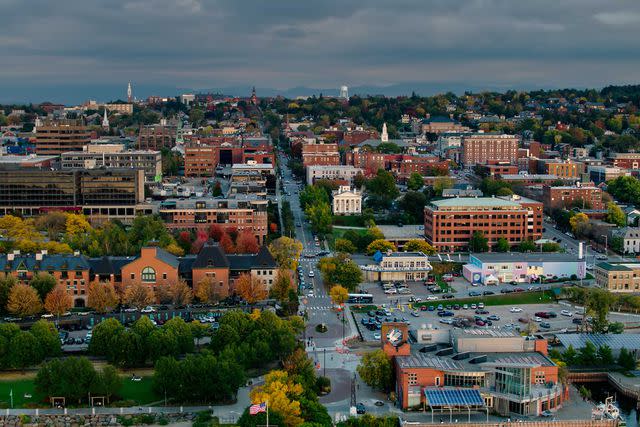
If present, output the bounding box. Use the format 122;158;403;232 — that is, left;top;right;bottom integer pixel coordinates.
347;293;374;304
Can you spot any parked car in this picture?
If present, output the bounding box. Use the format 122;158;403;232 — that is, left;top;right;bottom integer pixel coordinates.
518;317;530;323
482;291;495;296
540;322;551;329
141;306;156;313
572;318;583;324
533;316;543;322
356;403;366;414
535;312;550;319
560;310;573;317
487;315;500;321
475;309;489;315
442;294;455;299
442;274;454;282
468;291;481;297
510;307;523;313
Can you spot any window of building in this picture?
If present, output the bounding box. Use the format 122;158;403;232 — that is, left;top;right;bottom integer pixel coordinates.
163;273;167;280
141;267;156;282
130;273;135;280
435;377;440;386
407;373;418;385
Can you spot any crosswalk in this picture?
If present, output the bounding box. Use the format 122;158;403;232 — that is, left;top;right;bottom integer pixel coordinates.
306;306;332;311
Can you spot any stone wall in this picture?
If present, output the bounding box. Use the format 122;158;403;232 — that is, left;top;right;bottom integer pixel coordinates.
0;412;197;427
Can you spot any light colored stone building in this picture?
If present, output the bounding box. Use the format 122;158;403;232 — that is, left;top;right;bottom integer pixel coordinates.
306;165;363;185
594;262;640;293
331;186;362;215
361;251;432;282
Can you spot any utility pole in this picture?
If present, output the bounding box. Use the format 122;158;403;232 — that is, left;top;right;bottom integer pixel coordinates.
350;373;357;408
323;348;326;377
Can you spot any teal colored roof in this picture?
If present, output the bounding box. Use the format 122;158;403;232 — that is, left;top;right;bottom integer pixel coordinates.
596;262;635;271
430;197;521;208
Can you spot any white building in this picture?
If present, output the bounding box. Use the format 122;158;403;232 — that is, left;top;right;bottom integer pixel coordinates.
331;186;362;215
612;227;640;255
306;165;363;185
361;251;432;282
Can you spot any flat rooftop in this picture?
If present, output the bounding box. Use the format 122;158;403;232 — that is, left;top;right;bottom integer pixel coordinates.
376;224;424;240
471;252;581;263
557;333;640;351
596;262;640;271
429;197;522;208
0;155;58;163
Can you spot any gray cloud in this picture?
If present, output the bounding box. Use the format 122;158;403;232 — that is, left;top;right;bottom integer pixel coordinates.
1;0;639;101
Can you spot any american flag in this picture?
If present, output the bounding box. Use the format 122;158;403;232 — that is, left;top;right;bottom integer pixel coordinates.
249;402;266;415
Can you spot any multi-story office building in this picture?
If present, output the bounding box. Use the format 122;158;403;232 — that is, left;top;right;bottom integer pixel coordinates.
184;142;275;177
158;196;268;244
421;116;470;134
588;165;629;185
542;183;604;210
0;169;149;223
138;123;176;150
461;134;519;166
306;165;363;185
301;141;340;168
424;196;543;252
595;262;640;293
536;159;583;179
35;119;92;155
61;144;162;182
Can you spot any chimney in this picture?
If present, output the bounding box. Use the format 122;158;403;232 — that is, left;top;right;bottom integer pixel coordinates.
13;250;20;255
74;250;80;256
41;249;47;255
7;253;14;261
36;252;43;261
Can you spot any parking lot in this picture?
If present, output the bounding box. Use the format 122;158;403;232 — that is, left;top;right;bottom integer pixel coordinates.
354;278;640;342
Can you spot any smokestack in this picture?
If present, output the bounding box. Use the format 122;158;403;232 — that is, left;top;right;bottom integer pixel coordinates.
578;242;584;260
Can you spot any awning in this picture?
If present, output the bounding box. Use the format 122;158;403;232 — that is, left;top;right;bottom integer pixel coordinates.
424;388;485;407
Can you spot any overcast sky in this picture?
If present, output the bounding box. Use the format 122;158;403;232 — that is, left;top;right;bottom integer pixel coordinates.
1;0;640;101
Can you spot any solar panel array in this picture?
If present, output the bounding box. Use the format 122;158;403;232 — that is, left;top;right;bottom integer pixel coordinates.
424;388;485;407
557;334;640;351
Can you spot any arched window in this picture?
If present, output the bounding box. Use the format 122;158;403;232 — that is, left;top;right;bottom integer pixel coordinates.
141;267;156;282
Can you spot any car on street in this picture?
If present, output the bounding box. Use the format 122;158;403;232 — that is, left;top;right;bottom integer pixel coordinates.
540;322;551;329
482;291;495;295
411;311;420;317
442;294;454;299
572;318;583;324
308;271;315;277
487;315;500;321
468;291;481;297
596;254;608;260
442;274;454;282
500;288;514;294
440;318;453;324
373;333;381;340
560;310;573;317
510;307;523;313
426;295;438;301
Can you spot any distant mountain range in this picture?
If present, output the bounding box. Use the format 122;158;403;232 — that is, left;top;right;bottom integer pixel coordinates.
0;81;570;105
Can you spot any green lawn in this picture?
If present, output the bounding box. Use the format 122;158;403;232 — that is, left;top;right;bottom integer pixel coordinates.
0;375;158;408
328;227;367;249
414;290;556;309
0;379;43;408
119;376;158;405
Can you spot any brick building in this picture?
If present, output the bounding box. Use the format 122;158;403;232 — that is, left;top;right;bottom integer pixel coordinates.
421;116;470;134
301;141;340;168
542;183;604;211
158;197;268;244
345;148;447;177
611;153;640;169
424;196;543;252
184;141;274;177
462;134;519;167
138;123;176;150
35;119;92;155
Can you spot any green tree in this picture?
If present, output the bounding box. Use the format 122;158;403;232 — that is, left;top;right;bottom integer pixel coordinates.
570;213;591;238
30;320;61;360
407;172;424;191
398;191;427;223
366;169;399;201
618;348;637;371
268;237;303;270
10;331;39;370
596;344;614;366
29;273;57;300
299;186;329;211
306;202;332;235
96;365;122;403
317;255;363;291
356;350;393;391
542;242;562;252
89;318;125;358
334;238;357;254
517;239;536;253
562;345;577;366
577;341;598;366
433;176;455;196
608;322;624;334
164;317;194;354
495;237;510;252
470;231;489;252
0;276;16;314
605;202;626;226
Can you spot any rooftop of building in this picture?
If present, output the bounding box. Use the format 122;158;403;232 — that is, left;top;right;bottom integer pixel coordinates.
557;333;640;351
0;155;59;164
307;165;362;170
375;224;424;240
471;252;582;263
501;174;560;180
230;163;274;170
429;197;522;209
398;350;555;372
596;262;640;271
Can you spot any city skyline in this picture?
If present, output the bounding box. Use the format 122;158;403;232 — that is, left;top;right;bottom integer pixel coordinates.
1;0;640;102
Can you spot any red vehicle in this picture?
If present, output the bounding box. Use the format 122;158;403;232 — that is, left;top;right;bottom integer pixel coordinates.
535;312;550;319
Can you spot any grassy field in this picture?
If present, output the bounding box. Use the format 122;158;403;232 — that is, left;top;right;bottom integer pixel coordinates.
0;375;158;408
414;290;556;309
328;227;367;249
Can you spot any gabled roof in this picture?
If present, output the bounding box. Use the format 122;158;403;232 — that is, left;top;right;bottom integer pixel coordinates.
0;254;90;272
254;245;276;268
154;247;180;268
192;241;229;269
88;256;135;275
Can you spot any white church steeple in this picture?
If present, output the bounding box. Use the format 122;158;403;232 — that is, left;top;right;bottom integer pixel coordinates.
102;109;109;128
381;122;389;142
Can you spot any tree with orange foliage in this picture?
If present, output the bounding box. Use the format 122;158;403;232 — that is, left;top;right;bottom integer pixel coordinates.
44;285;73;317
194;277;222;304
208;224;224;241
87;281;119;313
122;282;154;310
170;280;193;307
235;230;259;254
235;273;267;304
220;232;235;254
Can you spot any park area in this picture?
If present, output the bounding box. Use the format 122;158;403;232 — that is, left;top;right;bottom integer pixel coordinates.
0;373;157;408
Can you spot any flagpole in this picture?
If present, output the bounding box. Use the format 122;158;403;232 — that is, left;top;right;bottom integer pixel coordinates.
266;399;269;427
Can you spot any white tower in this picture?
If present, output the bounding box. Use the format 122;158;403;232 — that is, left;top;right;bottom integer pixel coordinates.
127;82;132;103
339;85;349;99
381;122;389;142
102;109;109;128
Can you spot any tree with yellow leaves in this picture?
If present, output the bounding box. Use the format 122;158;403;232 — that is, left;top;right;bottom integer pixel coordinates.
329;285;349;306
170;280;193;307
87;281;119;313
235;273;268;304
250;370;304;427
194;277;221;304
7;284;42;316
65;214;92;236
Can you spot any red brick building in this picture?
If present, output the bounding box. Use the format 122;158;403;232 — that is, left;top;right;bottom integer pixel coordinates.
611;153;640;169
184;141;274;177
462;134;519;167
424;196;543;252
301;141;340;168
345;148;448;177
542;183;604;211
